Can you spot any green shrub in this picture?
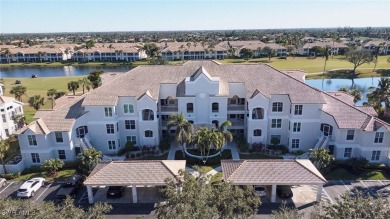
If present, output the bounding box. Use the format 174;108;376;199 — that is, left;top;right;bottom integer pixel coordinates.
22;165;43;174
63;160;80;169
159;138;171;152
117;148;126;156
1;172;21;180
270;137;280;146
125;141;135;151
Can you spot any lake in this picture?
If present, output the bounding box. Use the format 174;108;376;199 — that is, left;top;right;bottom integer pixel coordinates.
0;66;387;106
0;66;131;78
306;77;389;106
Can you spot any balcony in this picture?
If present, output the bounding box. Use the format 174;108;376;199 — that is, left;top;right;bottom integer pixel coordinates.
161;105;178;112
227;104;245;111
230;119;245;126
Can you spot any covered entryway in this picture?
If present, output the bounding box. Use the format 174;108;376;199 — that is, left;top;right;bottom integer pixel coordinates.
221;159;327;203
84;160;186;204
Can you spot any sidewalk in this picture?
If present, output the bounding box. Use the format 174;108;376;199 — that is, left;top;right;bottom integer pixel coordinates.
167;143;181;160
225;143;240;160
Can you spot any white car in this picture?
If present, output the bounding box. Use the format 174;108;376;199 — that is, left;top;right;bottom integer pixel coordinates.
17;177;45;198
0;178;6;187
254;186;267;197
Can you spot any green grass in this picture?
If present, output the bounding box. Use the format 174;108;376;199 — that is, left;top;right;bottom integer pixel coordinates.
323;167;390;180
2;76;85;123
12;168;77;182
136;153;168;160
210;172;223;184
239;153;282;159
219;56;390;74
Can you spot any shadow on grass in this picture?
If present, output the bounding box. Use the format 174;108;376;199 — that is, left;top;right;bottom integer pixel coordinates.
248;60;272;64
377;69;390;77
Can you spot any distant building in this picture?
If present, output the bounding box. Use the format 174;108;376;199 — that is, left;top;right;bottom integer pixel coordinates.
160;42;227;60
299;41;348;56
363;41;390;55
218;41;287;57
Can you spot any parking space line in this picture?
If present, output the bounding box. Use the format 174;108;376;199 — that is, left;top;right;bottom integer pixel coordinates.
379;180;386;186
34;182;52;202
359;181;376;196
0;182;14;194
322;187;334;204
340;180;350;192
78;191;88;204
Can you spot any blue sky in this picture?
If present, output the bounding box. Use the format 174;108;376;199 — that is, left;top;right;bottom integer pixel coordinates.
1;0;389;33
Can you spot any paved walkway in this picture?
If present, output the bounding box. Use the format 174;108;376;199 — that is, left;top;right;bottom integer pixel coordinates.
225;143;240;160
167;143;181;160
206;166;222;177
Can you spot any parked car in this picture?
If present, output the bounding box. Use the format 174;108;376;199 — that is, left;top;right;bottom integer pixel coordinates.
106;186;125;198
55;174;85;201
253;186;267;197
0;178;6;187
277;185;293;198
17;177;45;198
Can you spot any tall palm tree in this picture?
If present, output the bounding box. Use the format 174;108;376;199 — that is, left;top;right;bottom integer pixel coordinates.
78;78;92;94
3;49;12;63
167;113;193;152
47;88;58;109
338;88;362;103
368;78;390;112
323;46;331;75
372;42;385;73
0;140;10;174
186;42;192;60
67;81;80;95
28;95;45;110
37;51;44;63
9;85;27;101
179;45;185;62
12;114;25;129
217;121;233;149
192;127;222;163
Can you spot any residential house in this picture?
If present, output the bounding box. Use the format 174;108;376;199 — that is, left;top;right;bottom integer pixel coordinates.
0;84;24;139
160;42;227;60
363;40;390;55
299;41;348;56
218;41;287;57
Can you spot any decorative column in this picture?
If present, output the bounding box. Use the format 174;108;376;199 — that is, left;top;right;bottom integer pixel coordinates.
87;185;94;204
316;184;323;203
132;185;138;203
271;184;277;203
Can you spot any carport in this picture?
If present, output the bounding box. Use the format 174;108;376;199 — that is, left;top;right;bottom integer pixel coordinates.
221;159;327;203
84;160;186;204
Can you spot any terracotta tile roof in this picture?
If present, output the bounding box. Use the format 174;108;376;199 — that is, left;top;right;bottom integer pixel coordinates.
84;160;186;186
303;41;348;49
221;159;327;185
326;91;355;106
82;60;326;106
356;106;378;117
281;70;306;82
7;47;65;54
364;40;390;47
0;96;18;104
33;110;54;119
160;42;227;52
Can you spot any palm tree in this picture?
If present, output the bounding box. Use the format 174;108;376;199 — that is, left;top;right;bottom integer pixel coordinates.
338;87;362;103
12;114;25;129
186;42;192;60
368;78;390;112
9;85;27;101
37;51;46;63
217;121;233;149
3;49;12;63
372;42;385;73
179;45;185;62
192;127;222;163
167;113;193;152
78;78;92;94
47;88;58;109
0;140;10;174
85;40;95;63
323;46;331;74
28;95;45;110
67;81;79;95
80;148;102;174
42;159;64;176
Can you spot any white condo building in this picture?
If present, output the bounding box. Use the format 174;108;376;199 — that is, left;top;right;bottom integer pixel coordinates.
16;61;390;168
0;84;24;139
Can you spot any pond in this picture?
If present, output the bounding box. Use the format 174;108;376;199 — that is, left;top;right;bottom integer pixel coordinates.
0;66;131;78
305;77;389;106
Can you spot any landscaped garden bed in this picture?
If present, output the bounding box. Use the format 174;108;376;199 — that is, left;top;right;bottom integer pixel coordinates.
175;149;232;166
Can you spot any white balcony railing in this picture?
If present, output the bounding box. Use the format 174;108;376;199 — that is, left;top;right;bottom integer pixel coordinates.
227;105;245;111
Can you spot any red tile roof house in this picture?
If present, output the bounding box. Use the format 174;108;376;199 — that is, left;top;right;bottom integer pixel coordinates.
299;41;348;56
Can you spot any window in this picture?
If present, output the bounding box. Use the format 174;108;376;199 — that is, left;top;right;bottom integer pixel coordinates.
252;108;264;119
28;135;37;146
58;150;66;160
145;130;153;138
293;122;301;132
126;136;137;145
371;151;381;161
76;126;88;138
374;132;384;143
187;103;194;113
142;109;154;121
106;124;114;134
270;135;281;144
271;119;282;128
1;114;5;122
108;141;116;150
346;130;355;141
31;153;40;163
344;148;352;158
272;102;283;112
212;103;219;113
253;129;262;136
292;139;300;148
104;107;113;117
294;105;303;115
5;129;9;137
124;104;134;114
55;132;63;143
125;120;135;130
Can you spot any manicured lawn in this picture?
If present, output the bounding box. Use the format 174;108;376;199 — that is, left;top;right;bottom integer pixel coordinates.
197;166;214;173
175;149;232;166
3;76;85;123
210;172;223;184
136;153;168;160
219;56;390;74
239;153;282;159
13;168;77;182
323;167;390;180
